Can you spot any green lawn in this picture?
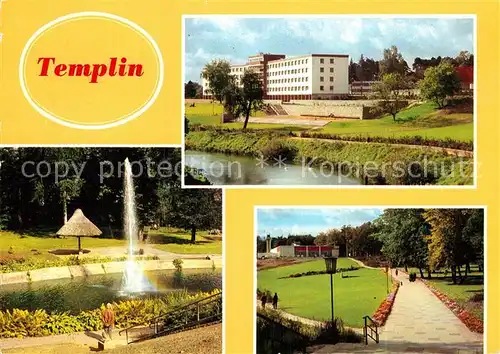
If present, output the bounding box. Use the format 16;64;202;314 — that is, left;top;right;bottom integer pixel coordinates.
318;102;473;141
149;228;222;255
0;230;125;252
186;102;310;131
257;258;388;327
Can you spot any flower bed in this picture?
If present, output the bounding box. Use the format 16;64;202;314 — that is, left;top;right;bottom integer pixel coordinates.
420;279;483;333
372;280;400;326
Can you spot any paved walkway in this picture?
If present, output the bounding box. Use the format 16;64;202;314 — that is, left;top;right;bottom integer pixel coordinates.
377;269;482;350
80;245;221;259
0;329;127;350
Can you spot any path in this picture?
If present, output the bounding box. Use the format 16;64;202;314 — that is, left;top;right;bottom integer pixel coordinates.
80;245;221;259
378;269;482;350
0;329;127;351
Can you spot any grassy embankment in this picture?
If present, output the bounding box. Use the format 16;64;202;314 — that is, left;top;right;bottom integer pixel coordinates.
257;258;387;327
318;101;473;141
185;129;473;185
186;101;473;141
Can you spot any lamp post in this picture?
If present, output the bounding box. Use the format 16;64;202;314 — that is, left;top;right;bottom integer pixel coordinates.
324;256;338;323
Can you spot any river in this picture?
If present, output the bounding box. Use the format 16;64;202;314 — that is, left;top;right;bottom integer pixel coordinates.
184;150;361;186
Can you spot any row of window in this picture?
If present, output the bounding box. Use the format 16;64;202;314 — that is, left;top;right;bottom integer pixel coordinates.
267;67;335;77
267;76;335;85
267;85;335;92
268;68;308;76
268;86;310;92
268;77;309;84
267;57;335;69
319;85;335;91
268;59;308;68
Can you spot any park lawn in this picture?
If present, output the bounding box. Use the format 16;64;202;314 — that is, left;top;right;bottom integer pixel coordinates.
318;102;473;141
149;229;222;255
257;258;388;327
0;230;125;252
186;102;310;131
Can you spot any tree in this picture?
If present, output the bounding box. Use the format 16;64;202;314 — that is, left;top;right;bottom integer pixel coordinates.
166;189;222;243
375;209;430;277
58;178;84;224
348;59;358;83
201;59;232;104
184;80;198;99
419;62;461;108
424;209;481;284
379;46;409;76
371;73;407;121
237;71;264;130
455;50;473;67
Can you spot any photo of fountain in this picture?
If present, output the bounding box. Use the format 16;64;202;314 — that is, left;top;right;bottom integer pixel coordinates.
121;158;156;294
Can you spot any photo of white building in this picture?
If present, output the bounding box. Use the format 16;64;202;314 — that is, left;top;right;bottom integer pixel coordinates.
202;52;349;101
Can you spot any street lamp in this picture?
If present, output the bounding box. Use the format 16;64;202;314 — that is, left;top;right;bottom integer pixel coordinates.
324;256;338;323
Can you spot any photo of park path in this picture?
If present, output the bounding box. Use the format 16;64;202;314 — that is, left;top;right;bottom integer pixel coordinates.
256;207;484;353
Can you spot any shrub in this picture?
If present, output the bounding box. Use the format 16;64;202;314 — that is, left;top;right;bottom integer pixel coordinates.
299;132;473;151
0;289;221;338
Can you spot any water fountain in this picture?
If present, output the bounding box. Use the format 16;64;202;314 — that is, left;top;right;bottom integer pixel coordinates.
121;158;155;294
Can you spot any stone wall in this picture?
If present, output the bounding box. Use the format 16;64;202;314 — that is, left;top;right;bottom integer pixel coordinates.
281;100;407;119
0;258;222;285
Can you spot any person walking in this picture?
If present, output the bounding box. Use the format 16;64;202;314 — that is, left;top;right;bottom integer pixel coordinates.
261;294;267;309
395;269;399;276
272;293;278;310
101;303;115;341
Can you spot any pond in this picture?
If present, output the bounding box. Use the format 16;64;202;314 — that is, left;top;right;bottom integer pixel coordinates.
0;269;221;314
185;150;361;185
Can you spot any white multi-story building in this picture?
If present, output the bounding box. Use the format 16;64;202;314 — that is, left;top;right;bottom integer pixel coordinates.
201;53;349;101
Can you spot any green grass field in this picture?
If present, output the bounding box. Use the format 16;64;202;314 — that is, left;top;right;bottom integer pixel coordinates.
0;228;221;265
150;228;222;254
0;230;125;252
257;258;388;327
318;102;473;141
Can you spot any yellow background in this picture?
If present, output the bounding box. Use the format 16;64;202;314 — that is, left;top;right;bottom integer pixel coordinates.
1;0;499;353
0;0;181;144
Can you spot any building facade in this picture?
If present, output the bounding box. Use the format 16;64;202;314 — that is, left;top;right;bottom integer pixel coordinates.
202;53;349;101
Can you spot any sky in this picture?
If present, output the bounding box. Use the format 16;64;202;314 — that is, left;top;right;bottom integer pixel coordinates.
256;208;384;237
184;16;474;82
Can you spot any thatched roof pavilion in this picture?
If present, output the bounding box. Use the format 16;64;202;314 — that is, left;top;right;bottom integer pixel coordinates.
56;209;102;252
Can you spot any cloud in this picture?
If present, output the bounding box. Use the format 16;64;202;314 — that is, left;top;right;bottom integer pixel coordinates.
256;207;383;237
184;17;474;82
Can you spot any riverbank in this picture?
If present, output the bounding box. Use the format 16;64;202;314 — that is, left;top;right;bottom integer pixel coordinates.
0;258;222;285
185;130;473;185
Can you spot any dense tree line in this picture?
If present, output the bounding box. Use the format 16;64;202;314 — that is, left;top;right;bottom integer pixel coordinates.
0;148;221;242
184;80;203;99
256;234;316;253
348;48;473;83
260;208;483;284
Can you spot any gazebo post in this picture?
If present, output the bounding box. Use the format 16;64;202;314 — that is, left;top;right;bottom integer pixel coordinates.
78;236;81;252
